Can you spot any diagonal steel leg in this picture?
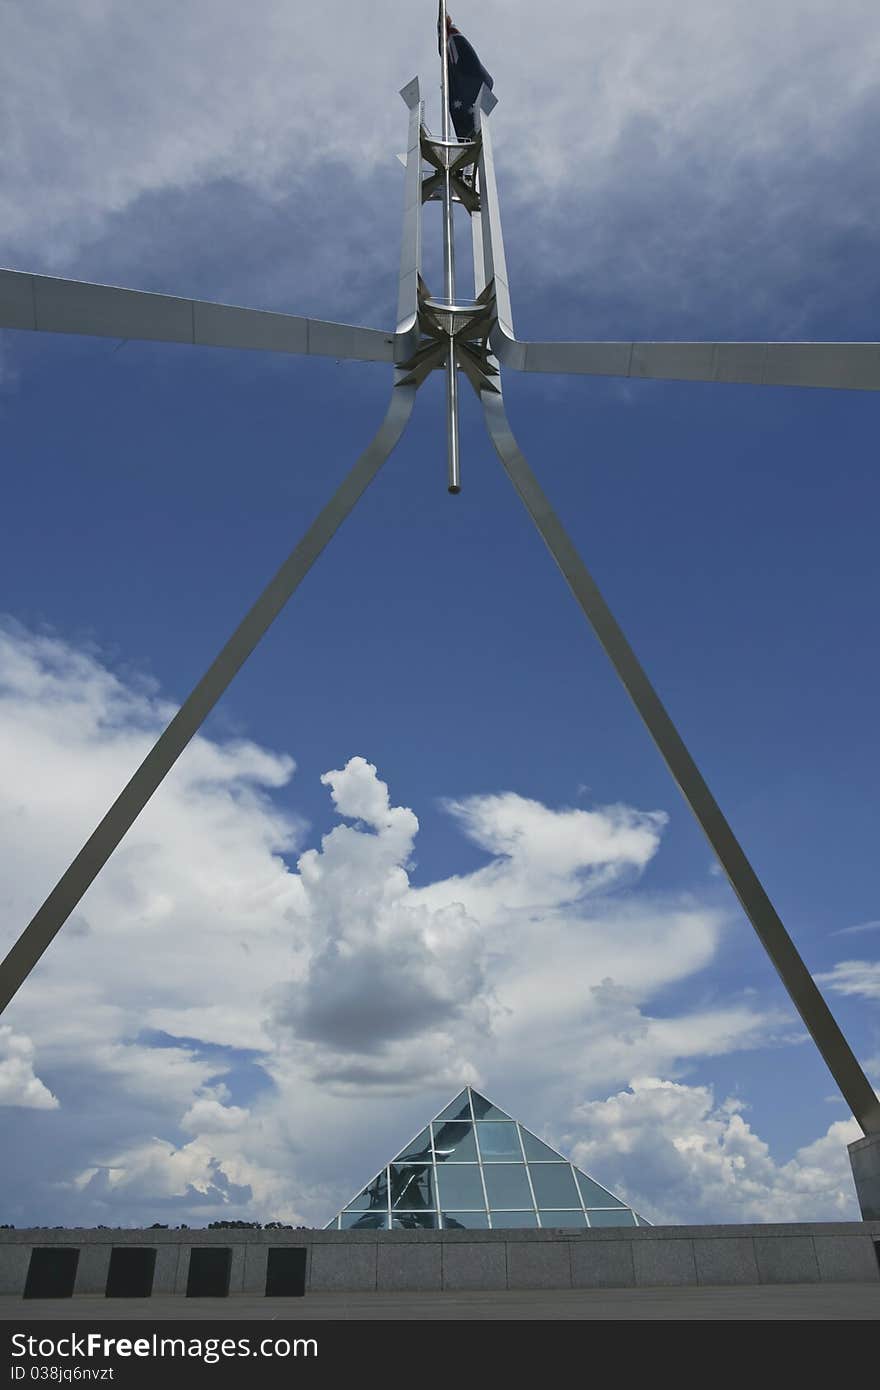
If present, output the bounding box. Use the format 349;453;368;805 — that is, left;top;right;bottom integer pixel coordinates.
479;382;880;1136
0;377;417;1016
0;76;427;1018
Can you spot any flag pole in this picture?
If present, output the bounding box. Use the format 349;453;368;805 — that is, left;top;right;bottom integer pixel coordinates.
439;1;461;492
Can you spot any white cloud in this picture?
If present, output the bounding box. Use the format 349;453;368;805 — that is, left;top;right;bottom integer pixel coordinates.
831;918;880;937
568;1077;862;1223
0;1025;58;1110
180;1095;250;1134
0;620;864;1225
815;960;880;1002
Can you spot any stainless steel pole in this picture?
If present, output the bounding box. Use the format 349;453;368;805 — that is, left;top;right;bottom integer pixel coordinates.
439;1;461;492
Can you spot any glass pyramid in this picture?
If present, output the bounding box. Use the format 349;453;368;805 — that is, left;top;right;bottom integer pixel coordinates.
325;1086;648;1230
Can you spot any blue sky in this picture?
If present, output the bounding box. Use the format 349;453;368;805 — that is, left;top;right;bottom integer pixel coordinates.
1;0;878;1228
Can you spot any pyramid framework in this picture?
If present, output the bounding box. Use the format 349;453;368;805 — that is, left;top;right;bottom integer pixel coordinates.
326;1086;648;1230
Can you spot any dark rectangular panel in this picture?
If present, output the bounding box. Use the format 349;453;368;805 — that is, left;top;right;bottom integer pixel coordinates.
490;1211;537;1228
105;1246;156;1298
265;1247;306;1297
587;1210;637;1227
441;1211;489;1229
476;1121;520;1160
483;1164;533;1208
340;1211;388;1229
539;1210;587;1228
436;1163;485;1209
529;1163;580;1207
391;1163;435;1209
186;1247;231;1297
391;1213;437;1229
431;1121;477;1161
24;1248;79;1299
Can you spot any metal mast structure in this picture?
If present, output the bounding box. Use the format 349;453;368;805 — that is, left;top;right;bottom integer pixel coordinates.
439;0;460;492
1;8;878;1210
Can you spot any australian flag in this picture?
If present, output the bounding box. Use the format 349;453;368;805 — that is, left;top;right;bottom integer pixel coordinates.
439;8;494;140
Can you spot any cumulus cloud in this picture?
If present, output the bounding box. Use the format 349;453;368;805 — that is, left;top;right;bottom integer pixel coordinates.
568;1077;862;1223
0;1026;58;1110
0;620;865;1226
270;757;491;1085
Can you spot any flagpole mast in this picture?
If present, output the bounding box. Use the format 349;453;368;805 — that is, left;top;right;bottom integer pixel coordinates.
439;0;461;492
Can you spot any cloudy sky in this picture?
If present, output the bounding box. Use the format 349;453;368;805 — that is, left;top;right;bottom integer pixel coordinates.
1;0;879;1228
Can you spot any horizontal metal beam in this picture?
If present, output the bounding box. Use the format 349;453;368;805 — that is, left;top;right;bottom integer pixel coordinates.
496;337;880;392
0;267;394;364
475;90;880;395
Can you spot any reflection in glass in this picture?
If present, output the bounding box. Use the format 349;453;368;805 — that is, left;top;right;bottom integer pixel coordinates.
433;1090;473;1123
436;1164;485;1209
393;1128;433;1163
344;1171;388;1211
491;1211;537;1228
341;1211;388;1229
576;1171;626;1208
528;1163;580;1207
390;1164;434;1209
520;1130;564;1163
476;1121;521;1161
483;1164;533;1208
432;1121;478;1162
470;1091;512;1121
538;1210;587;1228
328;1085;646;1231
441;1212;490;1229
587;1209;638;1227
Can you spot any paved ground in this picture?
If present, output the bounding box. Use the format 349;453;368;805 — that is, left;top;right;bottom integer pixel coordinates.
2;1284;879;1319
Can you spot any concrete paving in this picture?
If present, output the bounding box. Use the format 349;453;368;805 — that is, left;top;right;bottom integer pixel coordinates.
2;1283;879;1319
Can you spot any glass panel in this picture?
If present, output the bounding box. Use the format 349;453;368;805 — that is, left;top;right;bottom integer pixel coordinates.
436;1164;485;1209
634;1214;650;1227
391;1212;437;1229
433;1090;472;1123
476;1121;521;1161
340;1211;388;1229
575;1170;626;1209
491;1211;537;1228
483;1165;533;1209
587;1209;637;1227
343;1171;388;1211
442;1211;490;1229
528;1163;580;1207
390;1164;435;1210
393;1127;433;1163
539;1210;587;1228
470;1090;512;1121
432;1121;478;1162
520;1130;565;1163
